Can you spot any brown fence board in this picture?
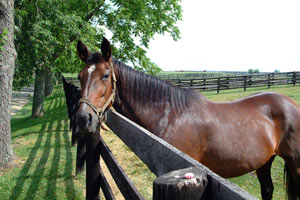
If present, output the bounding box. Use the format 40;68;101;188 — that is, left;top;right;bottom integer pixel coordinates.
99;135;144;200
99;167;115;200
162;72;300;93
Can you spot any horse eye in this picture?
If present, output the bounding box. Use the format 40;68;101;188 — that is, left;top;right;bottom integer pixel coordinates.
102;74;110;80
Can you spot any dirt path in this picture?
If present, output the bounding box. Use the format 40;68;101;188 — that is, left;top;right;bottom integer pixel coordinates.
11;86;33;116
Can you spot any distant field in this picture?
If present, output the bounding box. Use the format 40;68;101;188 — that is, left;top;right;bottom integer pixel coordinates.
62;73;78;79
2;84;299;199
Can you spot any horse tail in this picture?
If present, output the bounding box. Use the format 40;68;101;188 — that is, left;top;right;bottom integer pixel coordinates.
284;164;298;200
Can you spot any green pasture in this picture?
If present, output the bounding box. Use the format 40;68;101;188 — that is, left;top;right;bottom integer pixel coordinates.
62;73;78;79
159;71;207;74
1;84;299;199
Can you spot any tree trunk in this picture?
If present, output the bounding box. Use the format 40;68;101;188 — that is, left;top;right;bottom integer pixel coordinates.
0;0;16;167
45;70;53;97
32;69;46;118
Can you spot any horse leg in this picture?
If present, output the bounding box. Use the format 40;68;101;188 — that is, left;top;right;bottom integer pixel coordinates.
256;156;275;200
284;161;300;200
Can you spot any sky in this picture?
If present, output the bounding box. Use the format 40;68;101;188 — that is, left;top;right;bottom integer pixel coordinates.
146;0;300;72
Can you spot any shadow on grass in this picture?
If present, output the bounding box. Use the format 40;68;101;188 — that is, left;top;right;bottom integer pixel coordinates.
10;94;76;199
63;119;76;199
11;95;67;136
9;122;47;200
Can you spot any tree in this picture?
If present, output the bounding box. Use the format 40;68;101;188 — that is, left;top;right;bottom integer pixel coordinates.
248;69;259;74
0;0;16;167
15;0;182;117
15;1;105;117
248;69;254;74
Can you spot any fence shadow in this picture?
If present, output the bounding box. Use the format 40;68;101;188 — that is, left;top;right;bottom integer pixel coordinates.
10;94;76;199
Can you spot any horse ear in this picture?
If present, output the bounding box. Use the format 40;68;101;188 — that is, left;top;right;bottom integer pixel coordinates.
101;37;112;61
77;40;90;62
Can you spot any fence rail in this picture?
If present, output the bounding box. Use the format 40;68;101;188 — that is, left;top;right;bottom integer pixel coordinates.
65;71;300;94
62;76;257;200
157;71;252;80
164;71;300;93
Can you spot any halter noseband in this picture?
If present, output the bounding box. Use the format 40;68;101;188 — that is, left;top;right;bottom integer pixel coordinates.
79;62;117;123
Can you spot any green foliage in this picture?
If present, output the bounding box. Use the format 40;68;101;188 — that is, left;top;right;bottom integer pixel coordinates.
248;69;260;74
100;0;182;74
274;69;280;73
133;47;162;75
14;0;182;88
0;28;8;52
14;0;103;88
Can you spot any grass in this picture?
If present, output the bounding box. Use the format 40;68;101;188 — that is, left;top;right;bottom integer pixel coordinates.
1;84;300;199
0;88;86;200
0;85;155;200
62;73;78;79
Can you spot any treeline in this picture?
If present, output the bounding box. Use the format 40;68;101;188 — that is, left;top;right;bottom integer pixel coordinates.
13;0;182;118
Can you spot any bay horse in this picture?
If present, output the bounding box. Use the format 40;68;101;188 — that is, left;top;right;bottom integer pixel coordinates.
76;38;300;200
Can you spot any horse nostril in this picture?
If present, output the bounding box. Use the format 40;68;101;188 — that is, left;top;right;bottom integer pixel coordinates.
88;113;92;125
77;113;90;128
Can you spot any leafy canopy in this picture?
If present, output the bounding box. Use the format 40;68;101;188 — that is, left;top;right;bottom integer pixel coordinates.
14;0;182;88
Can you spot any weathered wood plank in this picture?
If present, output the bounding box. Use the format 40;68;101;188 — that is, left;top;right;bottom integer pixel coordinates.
86;131;101;200
76;133;86;175
153;167;208;200
99;135;144;200
106;110;257;200
162;71;300;93
99;166;115;200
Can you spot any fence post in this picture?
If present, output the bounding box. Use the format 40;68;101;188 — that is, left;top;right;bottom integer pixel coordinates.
293;72;296;86
178;79;181;87
86;129;101;200
217;78;220;94
153;167;208;200
76;133;86;175
268;74;270;88
243;76;247;91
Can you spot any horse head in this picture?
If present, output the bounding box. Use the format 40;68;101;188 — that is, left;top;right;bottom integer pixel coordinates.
76;38;116;134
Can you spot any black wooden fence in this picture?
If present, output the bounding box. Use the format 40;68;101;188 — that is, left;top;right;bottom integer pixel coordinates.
165;71;300;93
158;72;227;80
157;71;252;80
62;76;257;200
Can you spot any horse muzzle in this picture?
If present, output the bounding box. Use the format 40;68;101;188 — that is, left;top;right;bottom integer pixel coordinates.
76;109;99;134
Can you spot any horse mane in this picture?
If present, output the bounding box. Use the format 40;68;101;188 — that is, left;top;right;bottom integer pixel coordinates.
113;58;203;112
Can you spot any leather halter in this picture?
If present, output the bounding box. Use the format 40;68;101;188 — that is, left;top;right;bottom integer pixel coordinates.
79;62;117;123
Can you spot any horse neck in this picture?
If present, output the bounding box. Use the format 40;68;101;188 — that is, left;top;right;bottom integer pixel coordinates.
112;59;205;124
112;59;153;122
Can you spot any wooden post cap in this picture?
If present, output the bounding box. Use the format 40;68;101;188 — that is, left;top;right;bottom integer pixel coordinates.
153;167;208;200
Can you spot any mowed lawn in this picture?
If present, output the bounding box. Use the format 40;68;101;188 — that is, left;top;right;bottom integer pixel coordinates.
0;84;299;199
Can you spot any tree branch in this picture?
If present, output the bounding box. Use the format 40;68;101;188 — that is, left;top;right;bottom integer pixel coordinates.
85;0;106;21
51;0;106;63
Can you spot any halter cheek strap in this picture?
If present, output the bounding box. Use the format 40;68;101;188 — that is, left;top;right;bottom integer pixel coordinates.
79;62;117;123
